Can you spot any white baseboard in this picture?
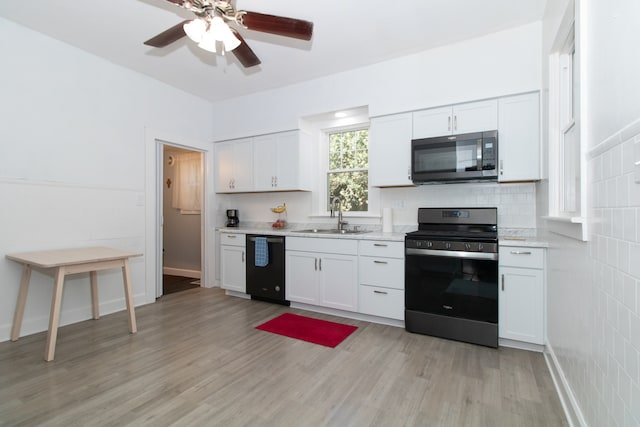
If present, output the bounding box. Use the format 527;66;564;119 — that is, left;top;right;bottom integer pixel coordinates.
544;343;587;427
163;267;201;279
0;293;146;343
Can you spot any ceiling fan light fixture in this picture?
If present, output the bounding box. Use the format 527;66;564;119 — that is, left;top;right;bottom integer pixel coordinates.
222;31;241;51
198;30;218;53
183;18;207;43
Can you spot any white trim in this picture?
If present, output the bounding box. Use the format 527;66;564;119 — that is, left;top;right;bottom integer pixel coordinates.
162;267;201;279
544;343;588;427
145;127;215;304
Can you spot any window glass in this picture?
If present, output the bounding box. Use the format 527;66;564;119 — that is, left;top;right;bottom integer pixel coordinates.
327;129;369;212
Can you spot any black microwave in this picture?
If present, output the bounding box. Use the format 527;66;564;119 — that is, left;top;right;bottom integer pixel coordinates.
411;130;498;183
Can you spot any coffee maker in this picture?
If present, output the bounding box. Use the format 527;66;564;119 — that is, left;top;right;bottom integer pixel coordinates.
226;209;239;227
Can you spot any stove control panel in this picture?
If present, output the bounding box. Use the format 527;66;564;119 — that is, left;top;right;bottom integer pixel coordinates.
406;239;498;254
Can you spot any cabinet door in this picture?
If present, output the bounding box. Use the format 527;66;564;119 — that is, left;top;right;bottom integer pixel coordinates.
285;251;319;304
318;254;358;312
452;99;498;134
369;113;413;187
215;142;234;193
221;245;246;292
499;266;544;344
274;131;300;190
252;135;277;191
498;92;540;182
231;138;254;192
412;106;452;138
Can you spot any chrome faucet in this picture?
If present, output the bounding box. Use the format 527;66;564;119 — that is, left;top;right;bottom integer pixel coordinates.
331;196;348;230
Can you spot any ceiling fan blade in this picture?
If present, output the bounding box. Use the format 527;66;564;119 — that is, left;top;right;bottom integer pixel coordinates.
240;12;313;41
230;29;261;68
144;20;190;47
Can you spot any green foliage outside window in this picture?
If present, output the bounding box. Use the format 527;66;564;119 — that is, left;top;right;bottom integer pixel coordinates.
327;129;369;212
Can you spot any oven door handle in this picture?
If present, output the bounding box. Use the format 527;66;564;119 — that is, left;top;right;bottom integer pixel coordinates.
406;248;498;261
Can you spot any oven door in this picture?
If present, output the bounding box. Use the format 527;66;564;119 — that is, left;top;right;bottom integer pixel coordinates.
405;247;498;323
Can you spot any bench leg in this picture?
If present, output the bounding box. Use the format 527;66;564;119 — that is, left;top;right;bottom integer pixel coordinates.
121;259;137;334
11;264;32;341
44;267;66;362
90;271;99;320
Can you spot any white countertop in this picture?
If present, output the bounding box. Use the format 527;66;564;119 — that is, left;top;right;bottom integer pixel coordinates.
217;226;407;242
217;225;549;247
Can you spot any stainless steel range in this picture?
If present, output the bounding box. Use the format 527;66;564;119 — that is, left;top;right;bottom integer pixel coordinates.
404;207;498;347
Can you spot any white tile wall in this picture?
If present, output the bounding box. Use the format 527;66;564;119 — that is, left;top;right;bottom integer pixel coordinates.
381;181;537;229
548;121;640;426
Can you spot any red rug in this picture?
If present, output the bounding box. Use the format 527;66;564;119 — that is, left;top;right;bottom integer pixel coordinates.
256;313;357;348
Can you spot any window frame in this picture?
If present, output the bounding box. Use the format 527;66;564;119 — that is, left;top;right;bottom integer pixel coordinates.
545;3;588;241
326;128;370;212
318;122;379;217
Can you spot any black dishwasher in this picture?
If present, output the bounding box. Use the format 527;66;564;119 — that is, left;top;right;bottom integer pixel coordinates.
246;235;289;305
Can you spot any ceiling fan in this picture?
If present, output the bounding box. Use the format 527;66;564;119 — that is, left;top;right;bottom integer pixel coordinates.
144;0;314;68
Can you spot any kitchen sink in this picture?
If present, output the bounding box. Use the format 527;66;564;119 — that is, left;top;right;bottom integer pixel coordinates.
292;228;371;235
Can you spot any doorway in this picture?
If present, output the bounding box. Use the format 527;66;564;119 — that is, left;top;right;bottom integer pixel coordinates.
161;145;203;296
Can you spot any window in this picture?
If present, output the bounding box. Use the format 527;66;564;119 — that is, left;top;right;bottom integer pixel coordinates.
327;129;369;212
559;32;580;214
546;5;587;241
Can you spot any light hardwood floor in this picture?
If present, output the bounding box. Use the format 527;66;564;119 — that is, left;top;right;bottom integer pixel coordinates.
0;288;567;426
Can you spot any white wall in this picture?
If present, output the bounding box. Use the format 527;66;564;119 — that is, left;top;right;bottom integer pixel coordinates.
0;18;214;342
542;1;640;425
211;23;542;141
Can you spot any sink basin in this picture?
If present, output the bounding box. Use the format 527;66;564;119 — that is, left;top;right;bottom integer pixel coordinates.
292;228;371;235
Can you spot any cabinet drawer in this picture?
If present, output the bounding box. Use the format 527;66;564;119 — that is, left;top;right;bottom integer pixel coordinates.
358;240;404;258
499;247;543;269
220;232;246;247
358;285;404;320
286;236;358;255
359;257;404;290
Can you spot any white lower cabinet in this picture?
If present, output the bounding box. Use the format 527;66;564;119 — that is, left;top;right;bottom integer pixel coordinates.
286;237;358;312
498;246;545;345
220;233;246;293
358;240;404;320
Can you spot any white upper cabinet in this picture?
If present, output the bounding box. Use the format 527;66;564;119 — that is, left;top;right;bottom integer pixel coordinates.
412;99;498;139
369;113;414;187
215;138;253;193
497;92;540;182
216;130;311;193
253;131;311;192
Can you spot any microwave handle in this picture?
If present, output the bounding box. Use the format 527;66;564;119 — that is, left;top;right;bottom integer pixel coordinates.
477;140;483;171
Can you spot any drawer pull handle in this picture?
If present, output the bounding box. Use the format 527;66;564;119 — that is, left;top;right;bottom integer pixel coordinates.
373;260;388;264
227;235;237;238
373;243;388;247
510;251;532;255
374;290;388;295
501;274;504;291
443;305;453;310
